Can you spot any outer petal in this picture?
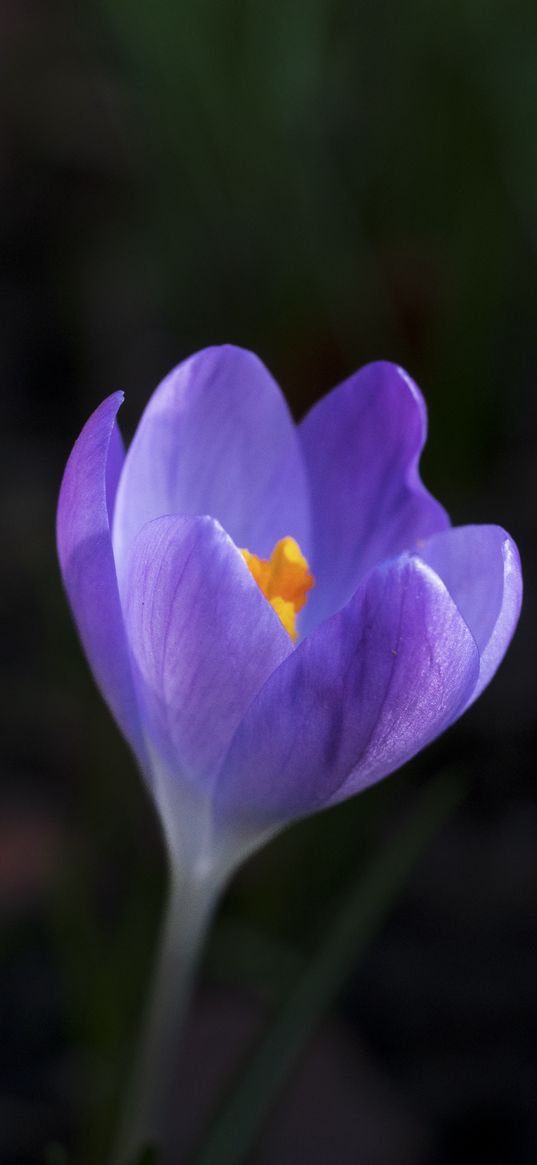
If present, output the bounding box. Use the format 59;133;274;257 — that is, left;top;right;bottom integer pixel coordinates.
215;555;480;830
56;394;147;769
298;362;450;633
113;346;311;588
417;525;522;708
105;420;125;524
123;515;294;791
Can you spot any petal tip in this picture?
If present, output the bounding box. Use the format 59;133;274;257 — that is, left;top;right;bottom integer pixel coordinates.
396;363;428;422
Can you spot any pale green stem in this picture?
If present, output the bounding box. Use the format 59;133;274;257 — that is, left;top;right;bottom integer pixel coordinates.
115;864;224;1165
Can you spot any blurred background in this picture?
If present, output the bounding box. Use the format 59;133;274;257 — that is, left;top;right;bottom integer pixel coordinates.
1;1;536;1162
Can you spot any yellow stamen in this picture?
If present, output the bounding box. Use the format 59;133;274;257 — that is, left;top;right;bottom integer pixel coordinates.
241;537;314;642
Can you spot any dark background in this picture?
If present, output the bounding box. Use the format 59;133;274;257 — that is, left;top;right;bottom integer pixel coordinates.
1;2;536;1162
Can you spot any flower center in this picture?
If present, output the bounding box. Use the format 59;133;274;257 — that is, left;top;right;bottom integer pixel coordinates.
241;537;314;642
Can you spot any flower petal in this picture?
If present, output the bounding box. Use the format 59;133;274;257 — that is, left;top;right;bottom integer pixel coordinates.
105;419;125;525
113;346;311;588
417;524;522;708
215;555;480;830
123;515;294;791
56;394;147;770
298;361;450;633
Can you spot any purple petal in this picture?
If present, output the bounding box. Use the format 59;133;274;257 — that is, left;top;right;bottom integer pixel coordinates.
417;525;522;708
123;515;294;791
105;420;125;525
215;554;480;830
298;362;450;633
113;346;311;587
56;395;148;770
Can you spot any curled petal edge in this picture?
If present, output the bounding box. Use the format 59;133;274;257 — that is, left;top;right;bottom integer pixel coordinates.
416;524;523;710
57;393;149;779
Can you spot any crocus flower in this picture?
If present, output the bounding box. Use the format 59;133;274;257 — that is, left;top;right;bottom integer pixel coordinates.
57;346;522;878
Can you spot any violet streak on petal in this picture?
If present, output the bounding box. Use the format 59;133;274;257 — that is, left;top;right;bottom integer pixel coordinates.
105;419;126;526
298;361;450;633
112;345;311;591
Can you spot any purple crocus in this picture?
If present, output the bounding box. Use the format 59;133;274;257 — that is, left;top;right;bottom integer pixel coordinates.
57;346;522;876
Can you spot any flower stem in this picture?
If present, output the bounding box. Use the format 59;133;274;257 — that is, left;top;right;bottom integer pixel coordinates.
190;770;466;1165
115;865;222;1165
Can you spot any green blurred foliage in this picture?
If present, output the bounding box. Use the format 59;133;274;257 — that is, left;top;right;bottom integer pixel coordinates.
93;0;537;489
